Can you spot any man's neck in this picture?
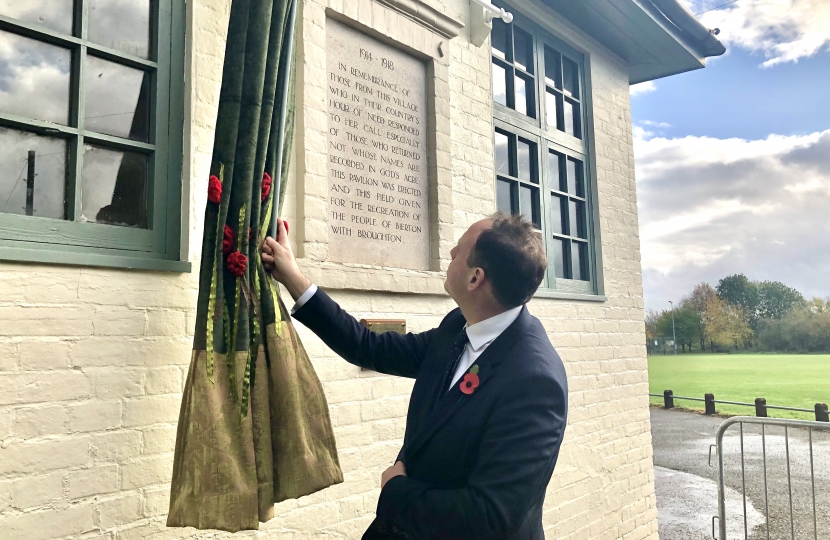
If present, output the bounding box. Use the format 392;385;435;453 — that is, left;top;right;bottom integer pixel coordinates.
460;301;515;326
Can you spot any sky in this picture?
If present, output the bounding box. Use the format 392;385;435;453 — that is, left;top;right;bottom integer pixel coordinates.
630;0;830;311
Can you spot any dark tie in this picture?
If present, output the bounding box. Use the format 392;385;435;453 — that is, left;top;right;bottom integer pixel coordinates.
438;328;469;396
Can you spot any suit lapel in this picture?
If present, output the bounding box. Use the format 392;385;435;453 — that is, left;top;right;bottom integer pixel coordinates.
403;306;530;461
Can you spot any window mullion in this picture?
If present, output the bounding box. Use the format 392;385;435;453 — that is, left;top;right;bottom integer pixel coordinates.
533;133;550;288
69;48;84;220
67;0;87;222
534;29;546;129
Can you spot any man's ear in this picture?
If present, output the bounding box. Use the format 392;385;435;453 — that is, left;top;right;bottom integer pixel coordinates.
468;267;486;291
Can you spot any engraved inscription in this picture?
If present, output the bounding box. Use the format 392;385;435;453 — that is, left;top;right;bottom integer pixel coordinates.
326;18;429;270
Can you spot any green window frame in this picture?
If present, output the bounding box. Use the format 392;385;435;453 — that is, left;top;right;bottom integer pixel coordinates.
491;5;603;297
0;0;187;272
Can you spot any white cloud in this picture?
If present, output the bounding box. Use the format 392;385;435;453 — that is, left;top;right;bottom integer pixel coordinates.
695;0;830;67
635;128;830;309
629;81;657;96
632;121;671;141
0;32;71;125
641;120;672;128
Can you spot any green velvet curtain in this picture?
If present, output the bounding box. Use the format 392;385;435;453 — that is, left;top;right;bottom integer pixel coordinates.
168;0;343;532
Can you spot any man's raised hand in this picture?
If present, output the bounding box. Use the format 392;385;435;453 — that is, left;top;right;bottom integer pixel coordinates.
260;218;311;300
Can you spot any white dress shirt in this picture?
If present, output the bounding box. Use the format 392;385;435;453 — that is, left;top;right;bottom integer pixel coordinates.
290;283;319;314
290;283;522;389
449;305;522;389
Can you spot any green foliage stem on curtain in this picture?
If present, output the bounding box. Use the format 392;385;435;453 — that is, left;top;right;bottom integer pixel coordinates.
168;0;343;532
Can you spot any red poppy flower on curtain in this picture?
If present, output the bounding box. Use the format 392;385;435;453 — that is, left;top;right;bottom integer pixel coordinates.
208;175;222;204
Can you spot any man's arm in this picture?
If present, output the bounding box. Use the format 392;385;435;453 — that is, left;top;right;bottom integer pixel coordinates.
261;219;436;377
292;287;436;377
374;368;568;539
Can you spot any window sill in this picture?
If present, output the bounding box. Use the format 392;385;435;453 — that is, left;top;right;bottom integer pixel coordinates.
533;289;607;302
0;245;191;273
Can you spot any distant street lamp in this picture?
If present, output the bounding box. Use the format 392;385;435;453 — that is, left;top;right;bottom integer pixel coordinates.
668;300;678;355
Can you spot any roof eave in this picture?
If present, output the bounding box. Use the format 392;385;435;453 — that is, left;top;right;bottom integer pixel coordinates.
638;0;727;59
537;0;726;84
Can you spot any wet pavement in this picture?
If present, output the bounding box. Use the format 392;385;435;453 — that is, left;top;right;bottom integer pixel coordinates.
650;408;830;540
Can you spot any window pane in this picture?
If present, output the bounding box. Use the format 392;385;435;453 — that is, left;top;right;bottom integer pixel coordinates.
491;18;508;60
0;0;74;35
544;46;560;88
492;62;507;106
572;241;588;280
88;0;151;58
495;131;510;175
85;56;151;141
569;200;586;238
563;99;576;137
563;57;579;97
550;194;564;234
514;75;527;116
551;238;566;278
497;179;513;215
82;145;148;228
547;151;562;190
566;158;580;195
519;185;539;227
0;128;67;219
517;139;533;182
0;31;71;124
545;89;559;131
513;28;533;73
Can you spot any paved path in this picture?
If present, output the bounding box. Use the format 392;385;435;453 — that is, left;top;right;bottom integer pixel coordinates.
650;408;830;540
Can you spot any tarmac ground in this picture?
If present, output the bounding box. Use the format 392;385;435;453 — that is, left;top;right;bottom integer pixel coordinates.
650;408;830;540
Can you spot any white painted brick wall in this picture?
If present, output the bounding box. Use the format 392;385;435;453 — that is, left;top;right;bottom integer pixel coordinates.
0;0;658;538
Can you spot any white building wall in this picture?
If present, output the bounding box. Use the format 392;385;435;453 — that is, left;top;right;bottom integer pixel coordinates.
0;0;658;538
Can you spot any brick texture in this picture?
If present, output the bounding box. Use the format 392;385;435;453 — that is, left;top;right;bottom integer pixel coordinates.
0;0;657;538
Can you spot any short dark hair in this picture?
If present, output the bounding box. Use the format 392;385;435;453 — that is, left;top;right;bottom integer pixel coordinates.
467;213;547;308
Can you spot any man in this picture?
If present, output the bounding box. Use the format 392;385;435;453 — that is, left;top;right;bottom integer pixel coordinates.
261;213;567;540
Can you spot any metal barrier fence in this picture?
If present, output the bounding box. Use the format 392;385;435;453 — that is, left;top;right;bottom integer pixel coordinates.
649;390;829;422
711;417;830;540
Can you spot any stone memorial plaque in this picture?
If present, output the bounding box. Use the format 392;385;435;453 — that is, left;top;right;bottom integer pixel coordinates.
326;18;430;270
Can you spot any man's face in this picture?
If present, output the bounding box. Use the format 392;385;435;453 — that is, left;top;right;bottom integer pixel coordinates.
444;219;493;301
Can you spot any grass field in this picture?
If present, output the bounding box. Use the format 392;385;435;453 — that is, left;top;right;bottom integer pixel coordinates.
648;353;830;419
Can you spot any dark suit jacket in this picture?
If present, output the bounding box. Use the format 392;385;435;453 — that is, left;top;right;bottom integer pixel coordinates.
293;289;568;540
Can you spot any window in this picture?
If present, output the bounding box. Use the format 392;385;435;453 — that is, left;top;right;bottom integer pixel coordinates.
0;0;186;271
491;9;598;294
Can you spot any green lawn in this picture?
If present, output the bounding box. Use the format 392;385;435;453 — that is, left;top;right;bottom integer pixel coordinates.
648;354;830;419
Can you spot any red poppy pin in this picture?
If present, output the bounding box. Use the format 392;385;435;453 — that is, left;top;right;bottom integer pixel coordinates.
459;365;480;395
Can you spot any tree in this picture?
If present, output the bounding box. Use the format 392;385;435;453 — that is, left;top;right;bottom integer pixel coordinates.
645;309;660;350
758;308;830;352
683;283;718;349
716;274;760;329
655;306;698;351
756;281;805;320
805;297;830;314
703;294;752;350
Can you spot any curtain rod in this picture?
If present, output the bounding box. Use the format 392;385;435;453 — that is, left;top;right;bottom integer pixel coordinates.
471;0;513;23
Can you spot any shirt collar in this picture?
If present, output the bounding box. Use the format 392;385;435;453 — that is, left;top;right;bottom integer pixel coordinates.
465;305;523;352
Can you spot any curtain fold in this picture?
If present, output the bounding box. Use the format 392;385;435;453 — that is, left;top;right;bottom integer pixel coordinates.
168;0;343;532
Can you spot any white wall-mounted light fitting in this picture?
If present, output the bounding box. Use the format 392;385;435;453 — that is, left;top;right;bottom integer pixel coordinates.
469;0;513;47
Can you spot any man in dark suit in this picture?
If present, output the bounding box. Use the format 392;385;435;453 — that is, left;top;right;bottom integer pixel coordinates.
261;213;568;540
